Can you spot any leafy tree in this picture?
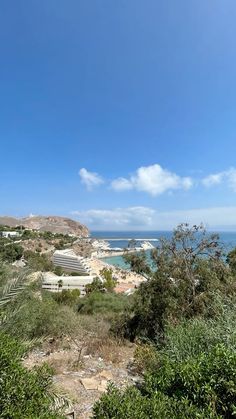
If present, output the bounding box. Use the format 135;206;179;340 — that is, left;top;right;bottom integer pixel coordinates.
53;266;64;276
123;249;151;275
24;250;53;271
52;289;81;306
226;247;236;274
0;242;24;263
99;268;116;292
85;277;105;294
86;269;116;294
117;224;234;342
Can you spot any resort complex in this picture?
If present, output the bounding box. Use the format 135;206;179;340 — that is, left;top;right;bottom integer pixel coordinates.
53;249;92;274
42;272;94;296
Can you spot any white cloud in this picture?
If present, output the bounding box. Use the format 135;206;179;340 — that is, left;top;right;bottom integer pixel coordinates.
71;206;236;231
111;177;133;191
202;168;236;191
79;168;104;190
72;207;156;229
202;173;224;187
111;164;193;196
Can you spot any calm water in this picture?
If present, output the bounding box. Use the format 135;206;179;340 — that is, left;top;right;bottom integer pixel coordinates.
91;230;236;270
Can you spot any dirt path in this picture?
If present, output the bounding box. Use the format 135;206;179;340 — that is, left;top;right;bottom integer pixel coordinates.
24;341;137;418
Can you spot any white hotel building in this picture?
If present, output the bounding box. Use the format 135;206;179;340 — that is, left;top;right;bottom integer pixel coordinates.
42;273;94;296
53;249;91;274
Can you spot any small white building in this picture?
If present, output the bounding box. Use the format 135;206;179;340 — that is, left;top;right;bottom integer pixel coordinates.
42;273;94;296
1;231;21;238
53;249;91;274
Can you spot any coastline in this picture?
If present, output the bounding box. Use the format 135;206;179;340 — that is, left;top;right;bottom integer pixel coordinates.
88;256;146;289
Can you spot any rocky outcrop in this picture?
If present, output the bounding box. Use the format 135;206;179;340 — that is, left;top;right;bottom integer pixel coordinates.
0;215;89;237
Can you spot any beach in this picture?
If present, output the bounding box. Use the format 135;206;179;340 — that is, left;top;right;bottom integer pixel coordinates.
89;256;146;288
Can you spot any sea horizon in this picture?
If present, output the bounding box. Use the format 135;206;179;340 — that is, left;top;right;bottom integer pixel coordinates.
90;229;236;269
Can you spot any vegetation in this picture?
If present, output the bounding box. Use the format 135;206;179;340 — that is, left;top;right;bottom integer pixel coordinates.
1;223;236;418
0;241;24;262
24;250;54;271
52;289;81;306
93;343;236;418
114;224;234;342
78;291;129;317
0;264;68;418
86;268;117;294
0;332;65;418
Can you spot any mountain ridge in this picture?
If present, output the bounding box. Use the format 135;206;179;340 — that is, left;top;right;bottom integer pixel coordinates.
0;215;89;236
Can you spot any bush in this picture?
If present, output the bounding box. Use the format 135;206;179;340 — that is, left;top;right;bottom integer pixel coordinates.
0;332;65;418
0;242;24;262
24;251;53;271
133;343;159;374
3;292;80;340
160;306;236;363
144;344;236;418
52;289;81;306
78;292;129;317
93;344;236;418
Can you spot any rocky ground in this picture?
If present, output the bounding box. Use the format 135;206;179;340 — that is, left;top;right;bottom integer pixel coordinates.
24;338;138;419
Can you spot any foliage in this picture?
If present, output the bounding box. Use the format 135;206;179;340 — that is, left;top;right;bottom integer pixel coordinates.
53;265;64;276
3;291;80;340
93;344;236;418
21;229;38;240
226;247;236;274
0;241;24;262
86;277;105;294
78;291;129;317
123;249;151;275
86;269;116;294
24;250;54;271
99;268;116;292
0;332;65;418
118;224;235;342
52;289;81;306
133;343;159;374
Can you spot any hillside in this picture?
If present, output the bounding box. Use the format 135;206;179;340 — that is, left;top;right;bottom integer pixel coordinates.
0;215;89;237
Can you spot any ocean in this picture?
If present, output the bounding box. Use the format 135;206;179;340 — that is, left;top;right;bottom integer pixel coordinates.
91;230;236;270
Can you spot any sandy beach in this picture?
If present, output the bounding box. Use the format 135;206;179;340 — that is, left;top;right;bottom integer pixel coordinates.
89;257;146;287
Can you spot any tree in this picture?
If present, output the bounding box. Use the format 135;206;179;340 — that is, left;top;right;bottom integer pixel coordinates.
123;249;151;276
52;289;81;306
0;242;24;263
99;268;116;292
116;224;234;342
57;279;63;290
24;251;53;272
226;247;236;274
85;277;104;294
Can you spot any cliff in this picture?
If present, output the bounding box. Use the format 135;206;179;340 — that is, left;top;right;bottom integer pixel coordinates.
0;215;89;237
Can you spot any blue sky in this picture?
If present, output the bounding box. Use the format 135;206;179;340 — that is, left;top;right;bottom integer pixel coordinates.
1;0;236;230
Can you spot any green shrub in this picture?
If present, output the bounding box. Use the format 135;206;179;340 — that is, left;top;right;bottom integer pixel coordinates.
52;289;81;306
3;292;80;340
0;242;24;262
93;384;218;418
161;307;236;363
78;292;129;316
144;344;236;418
133;343;159;374
24;250;53;271
93;344;236;418
0;332;65;418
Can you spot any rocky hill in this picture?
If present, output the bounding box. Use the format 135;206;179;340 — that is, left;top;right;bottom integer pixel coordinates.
0;215;89;237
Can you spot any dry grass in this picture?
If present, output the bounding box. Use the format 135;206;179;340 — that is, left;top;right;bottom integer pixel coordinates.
86;336;126;364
